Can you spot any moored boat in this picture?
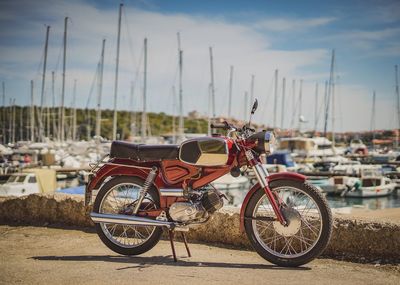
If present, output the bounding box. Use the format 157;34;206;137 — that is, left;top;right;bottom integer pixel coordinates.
344;169;396;198
0;168;57;197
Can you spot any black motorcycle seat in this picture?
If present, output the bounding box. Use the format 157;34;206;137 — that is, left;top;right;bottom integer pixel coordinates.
110;141;180;161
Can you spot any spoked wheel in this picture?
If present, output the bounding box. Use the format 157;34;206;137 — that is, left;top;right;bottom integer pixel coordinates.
93;176;163;255
244;180;332;267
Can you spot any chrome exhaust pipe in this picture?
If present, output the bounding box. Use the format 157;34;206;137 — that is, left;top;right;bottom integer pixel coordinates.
90;212;174;229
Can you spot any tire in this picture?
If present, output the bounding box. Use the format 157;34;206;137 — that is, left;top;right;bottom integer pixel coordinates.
93;176;163;256
244;180;332;267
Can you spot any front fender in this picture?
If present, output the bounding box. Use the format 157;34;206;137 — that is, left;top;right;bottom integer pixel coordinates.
239;172;306;232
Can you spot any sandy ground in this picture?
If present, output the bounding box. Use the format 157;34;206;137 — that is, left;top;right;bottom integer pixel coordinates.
0;226;399;285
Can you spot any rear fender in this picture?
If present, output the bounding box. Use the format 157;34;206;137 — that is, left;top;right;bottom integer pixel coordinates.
87;164;152;191
239;172;306;232
85;164;158;205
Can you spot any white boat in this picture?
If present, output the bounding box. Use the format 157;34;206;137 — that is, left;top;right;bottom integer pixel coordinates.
212;174;249;190
319;176;360;196
346;139;368;155
212;174;249;207
279;137;342;160
0;169;57;197
344;169;396;198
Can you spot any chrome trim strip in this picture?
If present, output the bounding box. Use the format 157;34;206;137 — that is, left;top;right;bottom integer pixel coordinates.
104;162;152;170
160;188;184;197
90;212;173;229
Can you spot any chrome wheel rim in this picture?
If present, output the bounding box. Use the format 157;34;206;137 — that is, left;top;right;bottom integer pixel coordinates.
251;186;323;259
99;182;157;248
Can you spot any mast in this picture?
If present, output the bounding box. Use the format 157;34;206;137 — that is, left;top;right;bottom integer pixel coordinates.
395;65;400;148
11;99;15;143
314;82;319;131
323;80;328;133
207;83;212;136
19;105;23;141
112;3;123;141
244;91;248;119
371;91;376;149
8;99;12;143
228;65;233;118
273;69;278;127
324;49;335;140
172;86;176;143
129;81;136;138
298;79;303;130
290;79;296;130
141;38;148;142
72;79;77;140
96;39;105;138
280;77;286;129
39;25;50;141
30;80;35;142
51;71;56;138
177;32;184;140
209;47;216;119
331;50;336;145
2;82;5;144
60;17;68;142
250;74;255;105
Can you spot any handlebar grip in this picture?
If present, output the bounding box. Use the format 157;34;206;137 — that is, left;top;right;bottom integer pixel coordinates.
210;123;227;129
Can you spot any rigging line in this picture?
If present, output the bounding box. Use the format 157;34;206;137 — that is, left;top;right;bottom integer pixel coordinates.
336;75;343;133
219;68;231;118
55;18;72;76
122;6;138;69
85;62;100;109
259;73;274;125
34;45;45;80
131;43;144;97
171;62;179;90
53;37;63;76
315;92;325;130
290;81;304;129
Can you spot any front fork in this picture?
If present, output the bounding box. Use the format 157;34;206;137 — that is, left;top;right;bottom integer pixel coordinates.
246;151;287;226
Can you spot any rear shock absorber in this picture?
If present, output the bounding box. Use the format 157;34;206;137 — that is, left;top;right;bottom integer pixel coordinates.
133;166;158;214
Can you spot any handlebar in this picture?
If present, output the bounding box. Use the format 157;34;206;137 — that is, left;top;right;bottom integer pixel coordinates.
210;121;256;138
210;122;229;130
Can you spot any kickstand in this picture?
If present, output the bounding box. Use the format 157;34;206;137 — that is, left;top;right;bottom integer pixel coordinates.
168;230;177;262
168;230;192;262
181;232;192;257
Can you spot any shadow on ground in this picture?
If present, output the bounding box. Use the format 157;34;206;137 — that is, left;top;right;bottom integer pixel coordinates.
30;255;311;271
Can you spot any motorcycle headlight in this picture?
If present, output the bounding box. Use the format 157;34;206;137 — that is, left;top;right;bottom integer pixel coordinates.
248;131;276;155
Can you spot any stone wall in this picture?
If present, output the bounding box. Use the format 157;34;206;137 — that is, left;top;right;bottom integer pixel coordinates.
0;194;399;263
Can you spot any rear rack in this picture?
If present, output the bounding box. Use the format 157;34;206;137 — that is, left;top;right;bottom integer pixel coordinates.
89;154;110;174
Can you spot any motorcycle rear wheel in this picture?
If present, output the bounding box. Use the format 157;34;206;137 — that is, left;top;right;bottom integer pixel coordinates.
244;180;332;267
93;176;163;256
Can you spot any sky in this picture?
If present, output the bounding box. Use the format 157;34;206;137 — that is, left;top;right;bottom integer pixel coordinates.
0;0;399;132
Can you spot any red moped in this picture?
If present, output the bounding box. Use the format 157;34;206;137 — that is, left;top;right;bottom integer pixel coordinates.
86;100;332;267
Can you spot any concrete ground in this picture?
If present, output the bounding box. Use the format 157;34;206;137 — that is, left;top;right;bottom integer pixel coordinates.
336;207;400;223
0;225;399;285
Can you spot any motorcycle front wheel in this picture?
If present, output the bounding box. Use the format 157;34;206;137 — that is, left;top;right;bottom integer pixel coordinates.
244;180;332;267
93;176;163;256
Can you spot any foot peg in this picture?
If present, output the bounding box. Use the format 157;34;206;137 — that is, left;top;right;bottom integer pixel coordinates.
168;230;191;262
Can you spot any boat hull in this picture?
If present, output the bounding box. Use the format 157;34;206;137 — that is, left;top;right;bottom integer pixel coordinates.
344;185;395;198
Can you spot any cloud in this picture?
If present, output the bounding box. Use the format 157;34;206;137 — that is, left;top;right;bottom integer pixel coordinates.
0;0;330;123
255;17;336;32
318;27;400;52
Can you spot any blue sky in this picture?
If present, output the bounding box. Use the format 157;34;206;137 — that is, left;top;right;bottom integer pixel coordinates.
0;0;399;131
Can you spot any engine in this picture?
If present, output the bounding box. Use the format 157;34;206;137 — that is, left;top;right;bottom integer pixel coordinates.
169;187;224;223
